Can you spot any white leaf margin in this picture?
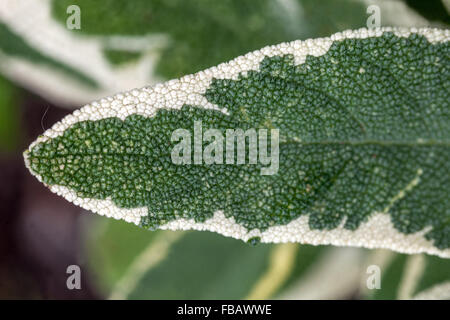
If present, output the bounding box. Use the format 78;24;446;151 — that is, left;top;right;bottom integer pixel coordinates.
24;27;450;258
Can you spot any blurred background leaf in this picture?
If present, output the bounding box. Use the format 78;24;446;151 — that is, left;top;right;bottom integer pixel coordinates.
363;252;450;299
0;22;98;88
404;0;450;25
51;0;368;79
0;0;433;106
0;76;20;152
84;216;333;299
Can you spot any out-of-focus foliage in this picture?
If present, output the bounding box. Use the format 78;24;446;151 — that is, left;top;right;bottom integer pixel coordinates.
51;0;368;79
364;253;450;299
0;76;20;152
0;0;437;106
404;0;450;25
85;216;331;299
0;22;98;88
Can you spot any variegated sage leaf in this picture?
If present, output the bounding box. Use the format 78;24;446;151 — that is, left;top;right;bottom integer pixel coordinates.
24;28;450;258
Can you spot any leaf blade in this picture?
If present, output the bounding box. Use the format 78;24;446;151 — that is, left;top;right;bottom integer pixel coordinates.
25;28;450;257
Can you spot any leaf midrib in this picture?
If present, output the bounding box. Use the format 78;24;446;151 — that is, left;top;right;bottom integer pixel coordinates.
29;138;449;163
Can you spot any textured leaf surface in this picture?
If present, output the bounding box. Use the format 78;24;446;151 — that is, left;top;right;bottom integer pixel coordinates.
24;28;450;257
